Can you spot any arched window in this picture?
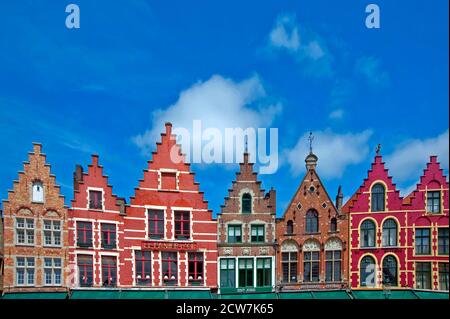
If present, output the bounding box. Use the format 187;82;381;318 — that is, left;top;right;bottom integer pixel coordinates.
330;217;337;232
305;209;318;233
242;193;252;214
325;238;342;282
360;220;376;248
382;219;398;247
32;181;44;203
360;256;376;287
286;220;294;235
382;255;398;286
371;183;385;212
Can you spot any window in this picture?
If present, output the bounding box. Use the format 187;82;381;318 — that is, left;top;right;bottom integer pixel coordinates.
77;255;93;287
415;228;431;255
135;251;151;286
77;221;93;248
162;252;177;285
174;211;190;240
148;209;164;239
251;225;265;243
303;251;320;282
242;193;252;214
281;252;297;283
415;262;432;290
44;258;62;286
305;209;319;233
220;259;236;288
161;172;177;190
32;181;44;203
382;219;398;247
238;258;253;288
88;190;102;210
382;255;398;286
101;223;116;249
101;256;117;287
330;218;337;232
325;250;341;282
228;225;242;243
438;228;449;255
360;256;376;287
286;220;294;235
16;218;34;245
439;263;449;291
371;183;385;212
43;220;61;247
188;253;204;285
427;191;441;213
360;220;376;248
256;258;271;287
16;257;34;286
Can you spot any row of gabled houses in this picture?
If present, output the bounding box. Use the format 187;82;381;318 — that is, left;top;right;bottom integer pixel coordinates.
0;122;448;297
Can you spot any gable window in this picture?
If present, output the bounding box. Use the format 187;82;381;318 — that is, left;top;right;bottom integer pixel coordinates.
256;258;272;287
188;253;204;286
305;209;319;233
360;256;376;287
16;218;34;246
101;223;116;249
43;220;61;247
44;258;62;286
382;255;398;286
101;256;117;287
438;228;449;255
135;251;151;286
228;225;242;243
148;209;164;239
77;255;93;287
251;225;265;243
162;252;178;285
330;218;337;232
174;211;190;240
439;263;449;291
415;228;431;255
89;190;103;210
415;262;432;290
161;172;177;190
281;252;297;283
32;181;44;203
242;193;252;214
427;191;441;213
382;219;398;247
16;257;35;286
360;220;376;248
371;183;385;212
238;258;253;288
220;259;235;288
286;220;294;235
77;221;93;248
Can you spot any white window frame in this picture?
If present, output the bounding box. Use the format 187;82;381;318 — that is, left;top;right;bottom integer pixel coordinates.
15;217;35;246
43;257;63;286
43;220;62;247
16;257;35;286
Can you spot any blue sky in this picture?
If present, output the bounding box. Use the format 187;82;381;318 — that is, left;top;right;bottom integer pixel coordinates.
0;0;448;217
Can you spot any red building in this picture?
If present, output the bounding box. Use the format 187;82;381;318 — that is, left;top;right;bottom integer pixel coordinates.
69;155;126;288
345;152;449;291
120;123;218;290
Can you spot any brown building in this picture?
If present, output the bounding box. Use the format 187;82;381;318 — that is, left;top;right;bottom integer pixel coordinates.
217;152;276;294
1;209;4;293
1;143;69;293
276;151;349;290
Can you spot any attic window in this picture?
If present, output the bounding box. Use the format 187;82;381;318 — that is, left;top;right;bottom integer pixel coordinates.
161;172;177;190
322;202;327;209
32;181;44;203
309;185;315;193
297;203;302;210
89;190;103;210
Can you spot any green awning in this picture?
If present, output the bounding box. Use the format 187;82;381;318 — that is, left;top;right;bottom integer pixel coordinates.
2;292;67;299
120;290;166;299
70;290;121;299
387;290;418;299
167;290;212;299
220;293;277;299
278;292;313;299
414;291;449;299
312;290;352;299
352;290;400;299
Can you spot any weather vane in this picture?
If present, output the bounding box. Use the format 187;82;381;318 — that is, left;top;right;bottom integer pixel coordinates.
376;143;381;155
308;131;314;154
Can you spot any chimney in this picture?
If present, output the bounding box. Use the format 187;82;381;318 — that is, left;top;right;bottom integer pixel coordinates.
336;185;343;214
73;165;84;191
267;187;276;213
116;198;126;216
165;122;172;135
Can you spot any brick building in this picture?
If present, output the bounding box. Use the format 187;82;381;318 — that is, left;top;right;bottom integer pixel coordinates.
1;209;4;293
276;151;349;290
344;152;449;291
1;143;69;293
69;155;126;289
120;123;217;290
217;152;276;294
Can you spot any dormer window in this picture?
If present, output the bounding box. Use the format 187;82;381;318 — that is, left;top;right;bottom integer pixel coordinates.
32;181;44;203
89;190;103;210
242;193;252;214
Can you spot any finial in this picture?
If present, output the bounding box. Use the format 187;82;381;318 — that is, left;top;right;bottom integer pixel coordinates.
376;144;381;156
244;135;248;153
308;132;314;154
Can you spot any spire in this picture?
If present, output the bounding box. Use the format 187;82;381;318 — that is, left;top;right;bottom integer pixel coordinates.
308;131;314;154
336;185;343;213
305;131;318;170
376;143;381;156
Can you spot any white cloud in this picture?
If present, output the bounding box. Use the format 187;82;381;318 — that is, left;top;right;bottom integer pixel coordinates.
385;130;449;182
286;129;373;179
355;56;390;87
329;109;344;120
269;14;300;51
133;74;282;158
